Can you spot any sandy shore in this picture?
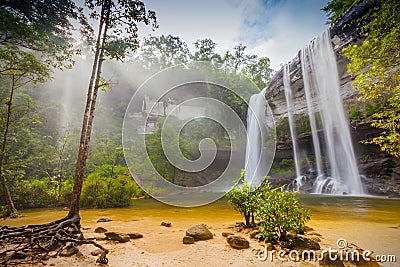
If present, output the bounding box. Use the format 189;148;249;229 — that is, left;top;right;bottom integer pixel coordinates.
3;198;399;267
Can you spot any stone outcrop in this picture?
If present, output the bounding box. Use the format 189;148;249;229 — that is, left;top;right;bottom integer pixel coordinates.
265;0;379;119
265;0;400;196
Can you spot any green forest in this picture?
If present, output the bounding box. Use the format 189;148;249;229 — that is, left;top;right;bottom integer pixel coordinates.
0;0;399;265
1;0;399;214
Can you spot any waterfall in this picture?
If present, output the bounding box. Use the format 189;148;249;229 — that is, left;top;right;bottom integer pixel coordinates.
245;88;267;186
283;64;301;178
300;29;364;195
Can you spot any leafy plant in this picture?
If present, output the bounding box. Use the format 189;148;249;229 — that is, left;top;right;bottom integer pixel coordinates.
255;185;311;242
344;0;400;157
81;166;143;208
227;171;311;242
349;106;362;122
226;170;262;226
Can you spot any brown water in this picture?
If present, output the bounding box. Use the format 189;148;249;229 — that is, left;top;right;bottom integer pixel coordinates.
2;196;400;266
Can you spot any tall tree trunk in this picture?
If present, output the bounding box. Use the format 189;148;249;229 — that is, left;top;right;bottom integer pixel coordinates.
68;0;110;219
0;74;19;217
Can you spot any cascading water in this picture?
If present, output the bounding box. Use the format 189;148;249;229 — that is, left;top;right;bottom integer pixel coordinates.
245;88;268;186
300;29;364;195
283;64;302;178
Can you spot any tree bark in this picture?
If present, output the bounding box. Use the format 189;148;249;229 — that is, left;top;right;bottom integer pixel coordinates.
68;0;111;218
0;74;19;217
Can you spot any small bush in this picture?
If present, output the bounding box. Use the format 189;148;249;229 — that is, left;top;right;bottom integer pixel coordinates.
226;170;263;226
349;106;362;121
81;166;143;208
227;171;311;243
255;185;311;242
12;179;57;209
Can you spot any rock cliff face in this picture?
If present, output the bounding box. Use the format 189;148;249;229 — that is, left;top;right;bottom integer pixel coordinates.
265;0;378;119
265;0;400;197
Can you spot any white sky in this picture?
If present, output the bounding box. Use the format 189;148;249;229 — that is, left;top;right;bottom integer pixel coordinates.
138;0;330;70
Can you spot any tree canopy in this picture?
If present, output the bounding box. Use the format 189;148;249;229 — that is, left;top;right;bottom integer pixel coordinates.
343;0;400;157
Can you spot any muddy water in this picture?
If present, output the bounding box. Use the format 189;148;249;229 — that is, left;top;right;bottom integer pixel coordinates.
2;196;400;266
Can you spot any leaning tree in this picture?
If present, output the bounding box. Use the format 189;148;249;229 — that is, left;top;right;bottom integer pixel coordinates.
0;0;157;264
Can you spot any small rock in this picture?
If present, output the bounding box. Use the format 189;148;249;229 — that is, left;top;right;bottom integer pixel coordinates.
94;227;108;233
11;251;27;259
319;252;345;267
266;242;274;249
97;218;112;223
286;230;298;240
183;236;195;244
127;233;143;239
249;229;260;239
305;226;314;232
91;249;103;256
161;222;171;227
81;227;91;230
186;224;213;241
235;222;245;228
293;236;320;250
310;236;321;243
60;246;79;257
222;232;234;237
227;235;250;249
104;232;130;242
235;227;242;232
252;248;261;255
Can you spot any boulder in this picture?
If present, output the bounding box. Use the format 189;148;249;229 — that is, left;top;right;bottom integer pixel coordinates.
104;232;130;242
186;224;213;241
222;232;234;237
94;226;107;233
127;233;143;239
183;236;195;244
227;235;250;249
97;218;112;223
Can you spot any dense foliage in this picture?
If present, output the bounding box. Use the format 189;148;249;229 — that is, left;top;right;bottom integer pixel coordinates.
343;0;400;157
322;0;358;22
227;171;311;242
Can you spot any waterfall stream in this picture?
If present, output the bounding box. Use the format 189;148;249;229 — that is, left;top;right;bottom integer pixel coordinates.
244;88;268;186
300;29;364;195
283;64;301;178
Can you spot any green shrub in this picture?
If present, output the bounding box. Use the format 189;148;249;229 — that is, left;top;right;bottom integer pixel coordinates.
349;106;362;121
365;103;383;117
81;166;143;208
0;205;9;217
226;170;264;226
11;179;57;209
227;171;311;243
255;185;311;242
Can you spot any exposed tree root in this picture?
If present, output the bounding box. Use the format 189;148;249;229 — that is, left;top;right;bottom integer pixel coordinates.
0;214;108;265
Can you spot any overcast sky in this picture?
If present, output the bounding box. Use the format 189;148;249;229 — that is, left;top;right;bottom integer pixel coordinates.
138;0;330;70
